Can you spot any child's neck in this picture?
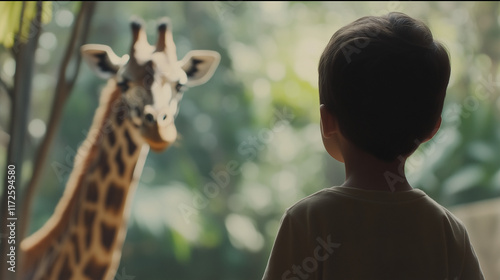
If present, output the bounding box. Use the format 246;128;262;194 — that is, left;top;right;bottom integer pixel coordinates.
341;146;412;192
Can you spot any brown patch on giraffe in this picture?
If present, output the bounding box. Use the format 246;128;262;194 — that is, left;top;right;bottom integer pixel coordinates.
23;268;36;280
115;103;126;126
58;255;73;279
25;258;40;280
89;149;111;180
46;243;54;259
57;230;65;246
83;257;108;279
124;129;137;155
100;222;117;251
115;147;125;176
105;182;125;214
86;180;99;203
73;196;81;225
44;251;58;279
71;233;81;264
107;128;116;146
84;210;96;249
99;150;111;179
42;244;55;275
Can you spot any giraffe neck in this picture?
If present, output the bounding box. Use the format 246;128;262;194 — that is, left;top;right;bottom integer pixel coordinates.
21;80;149;280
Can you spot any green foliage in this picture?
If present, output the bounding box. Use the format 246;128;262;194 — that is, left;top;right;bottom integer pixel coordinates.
0;1;52;48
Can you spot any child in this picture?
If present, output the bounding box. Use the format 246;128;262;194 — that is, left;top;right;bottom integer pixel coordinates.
262;12;484;280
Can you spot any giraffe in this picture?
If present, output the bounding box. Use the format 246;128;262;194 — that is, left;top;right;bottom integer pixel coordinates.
19;17;220;280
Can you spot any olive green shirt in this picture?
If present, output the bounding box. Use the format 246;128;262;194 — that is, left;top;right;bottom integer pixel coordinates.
262;186;484;280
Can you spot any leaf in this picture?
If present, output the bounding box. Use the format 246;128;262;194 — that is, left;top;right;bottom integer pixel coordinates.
0;1;52;48
442;165;485;195
171;229;191;262
0;2;22;47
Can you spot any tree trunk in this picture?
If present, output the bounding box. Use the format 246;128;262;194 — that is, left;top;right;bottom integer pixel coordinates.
0;2;42;279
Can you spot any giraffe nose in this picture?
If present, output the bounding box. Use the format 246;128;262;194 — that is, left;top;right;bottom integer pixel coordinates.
143;105;170;126
145;112;155;123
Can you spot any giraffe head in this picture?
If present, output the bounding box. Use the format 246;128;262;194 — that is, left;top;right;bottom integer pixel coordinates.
81;17;220;152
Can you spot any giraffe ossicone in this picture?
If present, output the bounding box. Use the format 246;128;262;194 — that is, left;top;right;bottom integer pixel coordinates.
20;17;220;280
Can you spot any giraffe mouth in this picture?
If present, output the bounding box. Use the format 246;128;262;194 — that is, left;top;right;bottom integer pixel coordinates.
146;139;171;152
141;123;177;152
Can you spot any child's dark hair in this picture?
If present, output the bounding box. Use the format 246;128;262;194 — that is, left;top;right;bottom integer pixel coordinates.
318;12;451;161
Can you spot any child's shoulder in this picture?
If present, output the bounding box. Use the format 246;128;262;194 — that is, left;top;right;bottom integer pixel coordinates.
286;186;425;211
284;186;351;216
285;186;466;228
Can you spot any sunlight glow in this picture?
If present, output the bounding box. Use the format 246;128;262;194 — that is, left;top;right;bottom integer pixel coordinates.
272;126;297;162
242;183;272;213
259;2;288;26
293;37;324;88
39;32;57;50
35;48;50;64
240;162;259;179
225;214;264;252
266;61;286;81
55;9;74;27
273;170;297;195
228;42;262;73
133;184;201;242
28;118;46;139
252;78;271;99
2;58;15;77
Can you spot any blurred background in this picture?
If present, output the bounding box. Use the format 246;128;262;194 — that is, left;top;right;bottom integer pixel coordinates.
0;1;499;279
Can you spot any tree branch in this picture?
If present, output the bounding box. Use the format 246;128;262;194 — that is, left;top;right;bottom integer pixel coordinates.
18;1;97;248
0;2;42;279
10;1;26;58
0;127;10;148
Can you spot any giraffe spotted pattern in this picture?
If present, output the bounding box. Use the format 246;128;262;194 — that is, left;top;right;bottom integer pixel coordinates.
20;16;220;279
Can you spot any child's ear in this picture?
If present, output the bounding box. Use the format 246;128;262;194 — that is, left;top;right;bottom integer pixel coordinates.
81;44;128;79
320;104;338;138
423;117;442;143
179;50;220;87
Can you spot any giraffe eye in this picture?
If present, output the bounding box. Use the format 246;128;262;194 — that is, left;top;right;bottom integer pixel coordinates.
175;82;187;93
129;106;142;127
117;78;130;93
134;107;141;117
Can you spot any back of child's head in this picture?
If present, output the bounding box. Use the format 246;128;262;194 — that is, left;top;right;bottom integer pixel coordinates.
318;12;451;161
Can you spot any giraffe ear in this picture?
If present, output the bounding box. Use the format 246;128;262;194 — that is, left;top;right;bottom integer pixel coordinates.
179;50;220;87
81;44;129;79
